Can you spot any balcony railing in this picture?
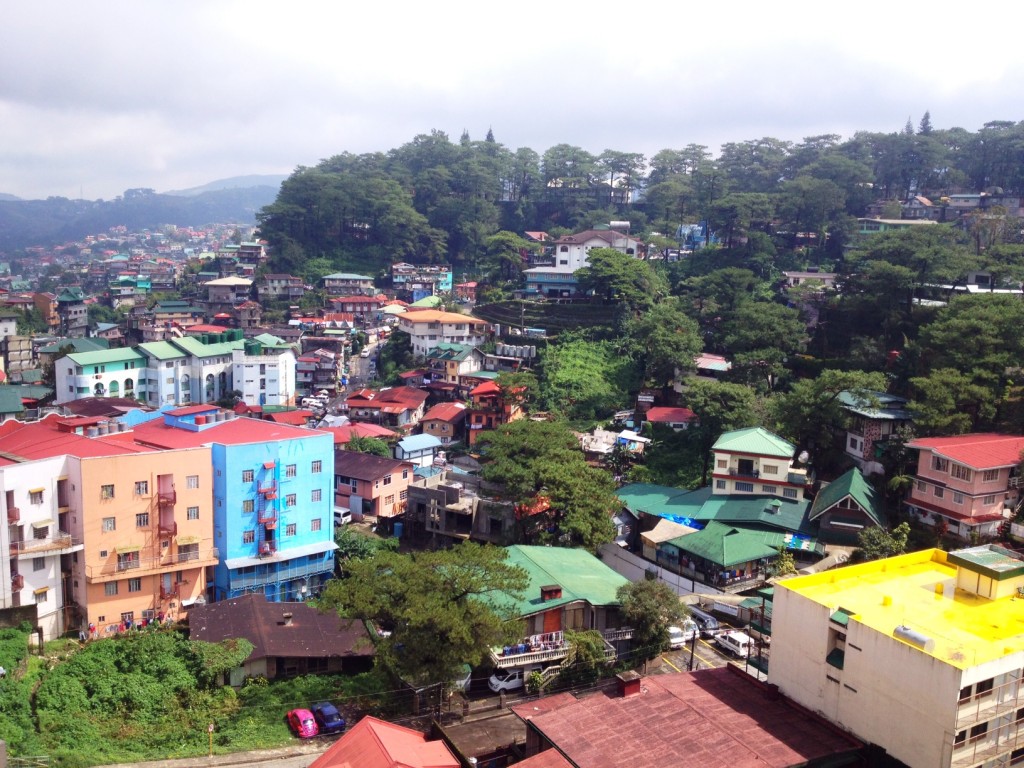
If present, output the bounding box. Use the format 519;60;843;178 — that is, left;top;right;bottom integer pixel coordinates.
9;532;80;554
158;490;177;506
158;521;178;538
228;555;333;589
489;627;633;668
85;547;219;580
1010;477;1022;489
7;506;19;524
159;584;179;600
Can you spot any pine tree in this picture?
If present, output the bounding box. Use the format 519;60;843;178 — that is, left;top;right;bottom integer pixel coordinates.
918;110;933;135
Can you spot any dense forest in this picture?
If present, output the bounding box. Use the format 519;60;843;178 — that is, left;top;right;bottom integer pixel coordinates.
256;116;1024;275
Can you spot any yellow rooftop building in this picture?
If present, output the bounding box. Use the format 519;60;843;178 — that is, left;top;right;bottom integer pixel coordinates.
770;546;1024;768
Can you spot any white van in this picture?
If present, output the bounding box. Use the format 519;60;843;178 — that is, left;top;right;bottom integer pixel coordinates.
668;619;699;649
334;506;352;527
715;630;754;658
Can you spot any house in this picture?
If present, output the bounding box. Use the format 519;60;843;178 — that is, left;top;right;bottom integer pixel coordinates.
781;271;837;289
711;427;807;500
0;414;215;639
187;593;373;683
394;434;443;468
309;716;459;768
454;281;478;302
322;272;375;296
344;386;428;432
857;217;936;236
524;229;643;298
466;380;524;446
203;276;253;315
485;545;632;678
693;351;732;378
391;263;453;301
420;401;467;445
396;310;490;357
323;423;398;448
3;336;35;373
808;467;885;544
333;451;414;529
904;433;1024;539
296;349;340;397
233;300;263;329
839;390;913;475
769;546;1024;768
231;335;297;408
327;294;387;317
425;343;483;386
644;406;697;431
55;287;88;337
512;668;864;768
257;274;305;303
130;406;336;602
902;195;935;219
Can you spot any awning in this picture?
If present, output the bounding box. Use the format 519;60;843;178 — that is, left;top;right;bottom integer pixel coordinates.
177;535;201;545
225;539;338;570
263;461;276;469
116;544;142;554
28;487;45;494
30;519;54;528
33;586;49;595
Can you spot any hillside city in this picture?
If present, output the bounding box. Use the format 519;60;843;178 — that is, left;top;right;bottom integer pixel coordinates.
3;122;1024;768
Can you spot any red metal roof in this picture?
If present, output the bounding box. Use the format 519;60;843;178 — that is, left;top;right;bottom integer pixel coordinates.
511;668;863;768
422;402;467;422
908;433;1024;469
646;406;697;423
166;404;219;417
470;380;501;396
309;715;458;768
324;424;398;445
265;410;314;426
0;415;146;461
130;416;329;450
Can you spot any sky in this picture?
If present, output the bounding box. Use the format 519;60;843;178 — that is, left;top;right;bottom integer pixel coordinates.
3;1;1022;201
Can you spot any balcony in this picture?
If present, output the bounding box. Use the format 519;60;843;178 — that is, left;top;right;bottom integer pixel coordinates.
7;506;19;524
158;520;178;538
229;554;333;589
85;547;219;581
159;584;180;600
10;532;81;556
259;483;276;495
158;490;177;506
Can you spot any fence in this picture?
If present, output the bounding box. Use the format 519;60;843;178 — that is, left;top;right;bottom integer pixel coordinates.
598;543;723;597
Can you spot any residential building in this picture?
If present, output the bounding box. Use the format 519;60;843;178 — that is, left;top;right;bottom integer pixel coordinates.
188;593;373;682
425;342;483;386
309;716;459;768
394;434;442;468
404;470;514;545
33;292;60;332
466;380;524;446
204;276;253;315
231;336;297;408
343;386;428;432
3;336;34;374
57;347;148;401
512;668;864;768
839;390;913;475
56;287;88;337
131;406;335;602
644;406;697;431
904;433;1024;539
770;546;1024;768
296;349;340;398
524;229;643;298
327;295;386;317
257;274;306;303
420;401;467;445
454;281;478;302
857;217;936;236
711;427;807;500
391;263;453;301
322;272;375;296
333;451;414;529
0;312;18;339
808;467;885;544
396;310;490;357
233;300;262;329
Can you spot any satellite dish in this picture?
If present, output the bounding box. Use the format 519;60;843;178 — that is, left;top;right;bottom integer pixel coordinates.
798;451;810;464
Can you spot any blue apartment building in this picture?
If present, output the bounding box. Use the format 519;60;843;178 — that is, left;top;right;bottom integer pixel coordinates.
130;405;336;602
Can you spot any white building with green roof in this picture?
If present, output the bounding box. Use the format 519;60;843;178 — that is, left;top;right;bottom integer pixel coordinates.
712;427;808;500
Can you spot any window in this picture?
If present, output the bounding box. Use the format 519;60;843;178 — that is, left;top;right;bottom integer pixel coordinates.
35;589;48;604
136;513;149;528
954;729;966;747
735;482;754;493
399;489;408;502
975;678;994;698
917;480;926;493
384;494;395;507
311;460;322;474
717;459;727;469
761;464;779;475
984;495;997;505
286;523;297;536
285;464;297;478
33;557;45;572
179;543;198;561
242;499;255;513
715;479;727;490
286;494;296;507
30;490;43;504
969;723;988;743
312;489;322;502
186;475;199;489
934;487;944;499
134;481;149;495
402;469;409;480
983;469;1000;482
761;485;778;494
101;484;115;499
932;456;949;472
128;578;141;593
187;506;199;520
953;492;964;504
242;530;255;544
104;582;118;597
116;552;139;571
383;475;392;486
783;488;799;499
311;519;322;532
102;517;116;532
951;464;973;482
242;470;254;483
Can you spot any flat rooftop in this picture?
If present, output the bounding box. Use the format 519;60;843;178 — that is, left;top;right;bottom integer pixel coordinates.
778;548;1024;669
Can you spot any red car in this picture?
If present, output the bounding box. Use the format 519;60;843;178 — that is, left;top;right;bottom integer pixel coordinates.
286;708;319;739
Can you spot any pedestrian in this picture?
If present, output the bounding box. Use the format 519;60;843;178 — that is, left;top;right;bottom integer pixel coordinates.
78;628;86;642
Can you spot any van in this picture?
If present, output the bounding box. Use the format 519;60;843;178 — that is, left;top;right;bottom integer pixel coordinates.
668;619;699;649
715;630;753;658
334;506;352;527
687;606;720;638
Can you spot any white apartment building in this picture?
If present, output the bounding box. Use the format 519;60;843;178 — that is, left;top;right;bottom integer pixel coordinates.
396;310;490;358
232;339;296;407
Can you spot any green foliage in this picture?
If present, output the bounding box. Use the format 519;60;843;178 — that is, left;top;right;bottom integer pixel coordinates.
538;338;637;421
616;580;687;661
622;297;702;385
554;630;612;689
856;522;911;561
334;525;398;575
575;248;668;312
319;542;529;686
344;436;392;457
770;547;798;577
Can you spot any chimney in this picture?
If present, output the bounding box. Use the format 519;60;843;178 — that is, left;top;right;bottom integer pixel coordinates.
540;585;562;602
616;670;642;697
282;612;294;627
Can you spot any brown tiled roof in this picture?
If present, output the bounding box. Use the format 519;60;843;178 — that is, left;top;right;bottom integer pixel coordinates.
335;450;412;481
188;593;373;661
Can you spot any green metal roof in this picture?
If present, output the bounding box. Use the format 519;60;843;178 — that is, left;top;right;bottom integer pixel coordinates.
170;336;246;358
488;545;630;619
837;390;911;421
616;483;711;522
139;341;187;360
665;521;781;567
694;494;814;536
810;467;886;527
409;296;443;308
427;343;475;362
38;338;108;355
0;387;25;414
66;348;146;366
947;545;1024;581
712;427;795;458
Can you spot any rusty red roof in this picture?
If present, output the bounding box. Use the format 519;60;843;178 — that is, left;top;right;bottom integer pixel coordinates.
324;423;397;445
646;406;697;424
309;715;458;768
422;402;468;422
0;415;146;461
907;433;1024;469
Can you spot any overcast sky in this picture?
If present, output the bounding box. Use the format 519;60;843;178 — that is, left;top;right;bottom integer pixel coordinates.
3;1;1021;201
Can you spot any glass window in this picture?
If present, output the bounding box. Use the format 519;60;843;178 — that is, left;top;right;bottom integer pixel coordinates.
952;492;964;504
951;464;972;482
286;464;297;478
286;523;297;536
983;469;999;482
312;489;322;502
30;490;43;504
102;517;116;532
715;479;726;490
761;465;778;475
242;499;254;513
136;513;149;528
761;485;778;494
783;488;799;499
311;460;322;474
934;487;944;499
311;519;322;532
128;578;141;593
735;482;754;493
242;530;255;544
242;470;254;483
984;494;997;505
187;475;199;489
187;506;199;520
35;589;48;604
105;582;118;596
101;484;115;499
134;481;148;495
33;557;45;571
286;494;296;507
179;543;199;561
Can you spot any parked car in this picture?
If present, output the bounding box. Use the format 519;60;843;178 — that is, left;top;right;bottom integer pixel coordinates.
687;606;721;638
668;619;699;649
334;506;352;527
715;630;754;658
487;668;525;693
360;347;372;358
286;708;319;739
310;701;346;734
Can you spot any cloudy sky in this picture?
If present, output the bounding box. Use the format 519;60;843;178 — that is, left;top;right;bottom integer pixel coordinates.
3;1;1021;201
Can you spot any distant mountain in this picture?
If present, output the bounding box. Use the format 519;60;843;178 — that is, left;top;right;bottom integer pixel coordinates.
163;175;287;197
0;193;22;202
0;183;282;252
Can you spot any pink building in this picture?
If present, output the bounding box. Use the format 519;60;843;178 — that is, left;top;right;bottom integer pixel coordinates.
905;434;1024;539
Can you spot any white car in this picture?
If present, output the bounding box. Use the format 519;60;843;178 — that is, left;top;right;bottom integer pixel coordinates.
360;347;371;358
487;668;524;693
668;620;699;649
715;630;754;658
